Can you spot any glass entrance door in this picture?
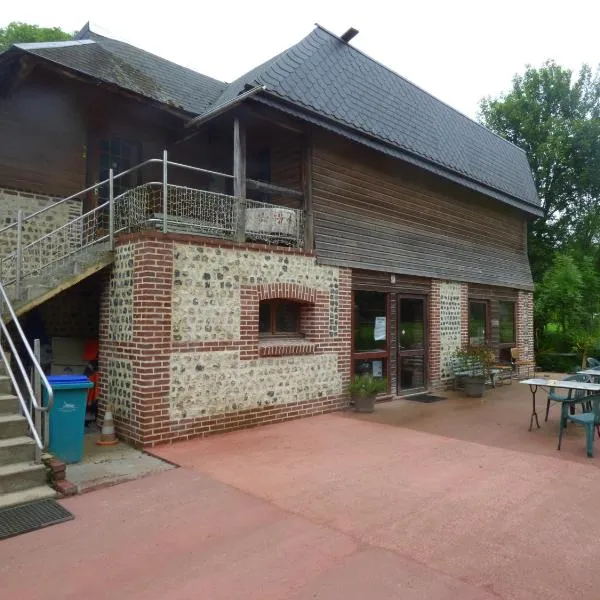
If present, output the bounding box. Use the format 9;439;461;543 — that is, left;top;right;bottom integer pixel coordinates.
397;296;427;394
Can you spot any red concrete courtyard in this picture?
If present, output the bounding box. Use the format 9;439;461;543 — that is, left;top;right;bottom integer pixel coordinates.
1;380;599;600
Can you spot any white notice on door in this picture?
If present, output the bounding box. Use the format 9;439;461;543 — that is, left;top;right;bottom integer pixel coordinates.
374;317;386;341
372;360;383;377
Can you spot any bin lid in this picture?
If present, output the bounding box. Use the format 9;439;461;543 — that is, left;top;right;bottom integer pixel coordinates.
48;375;91;384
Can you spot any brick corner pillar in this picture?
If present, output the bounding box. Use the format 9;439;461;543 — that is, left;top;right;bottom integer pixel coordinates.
337;267;353;396
131;238;174;447
428;279;441;389
460;282;469;348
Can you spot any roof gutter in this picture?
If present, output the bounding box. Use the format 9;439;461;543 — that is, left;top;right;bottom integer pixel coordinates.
185;85;266;129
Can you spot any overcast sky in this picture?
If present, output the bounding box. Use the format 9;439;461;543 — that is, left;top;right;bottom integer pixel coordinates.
3;0;600;119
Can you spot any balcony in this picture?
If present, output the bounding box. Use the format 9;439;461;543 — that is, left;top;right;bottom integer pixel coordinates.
115;183;305;248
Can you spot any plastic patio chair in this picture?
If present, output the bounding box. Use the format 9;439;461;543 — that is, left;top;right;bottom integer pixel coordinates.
545;373;588;422
558;394;600;457
587;357;600;369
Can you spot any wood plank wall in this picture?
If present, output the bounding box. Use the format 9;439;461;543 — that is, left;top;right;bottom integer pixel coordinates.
312;130;534;290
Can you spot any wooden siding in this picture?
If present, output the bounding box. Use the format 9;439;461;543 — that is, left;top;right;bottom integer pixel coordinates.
312;130;534;290
0;69;86;196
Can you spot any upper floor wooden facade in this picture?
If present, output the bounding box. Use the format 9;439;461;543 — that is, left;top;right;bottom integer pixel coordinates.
0;60;535;290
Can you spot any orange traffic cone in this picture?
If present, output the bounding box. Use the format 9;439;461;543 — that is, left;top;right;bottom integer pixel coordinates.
97;409;119;446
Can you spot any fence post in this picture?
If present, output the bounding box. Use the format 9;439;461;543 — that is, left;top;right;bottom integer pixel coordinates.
162;150;168;233
109;168;115;249
15;209;23;299
33;338;42;463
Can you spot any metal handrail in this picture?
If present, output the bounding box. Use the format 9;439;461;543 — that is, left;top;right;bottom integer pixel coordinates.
0;280;52;455
0;342;42;448
0;280;53;419
0;158;161;236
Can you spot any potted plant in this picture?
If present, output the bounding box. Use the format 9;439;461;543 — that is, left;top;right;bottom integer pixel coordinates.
453;346;494;398
348;374;387;413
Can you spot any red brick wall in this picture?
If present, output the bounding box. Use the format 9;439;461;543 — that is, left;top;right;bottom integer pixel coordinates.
460;283;469;347
429;280;441;389
99;232;352;447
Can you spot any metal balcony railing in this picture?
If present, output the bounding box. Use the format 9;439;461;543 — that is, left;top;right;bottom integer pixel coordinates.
0;153;306;296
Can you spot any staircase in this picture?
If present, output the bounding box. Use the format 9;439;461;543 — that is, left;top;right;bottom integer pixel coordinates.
0;371;55;509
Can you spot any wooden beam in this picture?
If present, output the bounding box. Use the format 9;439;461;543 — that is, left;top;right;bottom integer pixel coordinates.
302;132;314;250
244;105;304;134
233;117;247;242
246;178;303;199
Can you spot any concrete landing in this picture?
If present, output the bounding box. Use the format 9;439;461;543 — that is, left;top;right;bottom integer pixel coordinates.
66;432;173;493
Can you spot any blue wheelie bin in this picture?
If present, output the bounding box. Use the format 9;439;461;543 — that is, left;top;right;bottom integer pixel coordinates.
43;375;93;464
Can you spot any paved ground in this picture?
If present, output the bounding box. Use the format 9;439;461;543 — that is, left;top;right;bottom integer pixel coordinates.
2;379;600;599
67;431;173;493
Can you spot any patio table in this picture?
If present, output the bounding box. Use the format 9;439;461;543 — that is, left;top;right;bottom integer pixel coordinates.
520;378;600;432
577;368;600;381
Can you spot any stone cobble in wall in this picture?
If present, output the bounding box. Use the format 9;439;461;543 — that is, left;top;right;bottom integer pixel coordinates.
439;281;462;380
172;245;340;342
107;244;134;341
169;351;342;419
0;187;81;262
107;358;133;418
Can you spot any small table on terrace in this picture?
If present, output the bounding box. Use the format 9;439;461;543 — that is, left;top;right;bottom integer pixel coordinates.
577;368;600;381
520;378;600;431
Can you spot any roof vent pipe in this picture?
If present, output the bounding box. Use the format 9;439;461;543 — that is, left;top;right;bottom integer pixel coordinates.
340;28;359;43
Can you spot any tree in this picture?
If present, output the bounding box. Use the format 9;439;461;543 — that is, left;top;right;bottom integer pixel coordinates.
536;253;584;337
479;61;600;281
0;22;72;52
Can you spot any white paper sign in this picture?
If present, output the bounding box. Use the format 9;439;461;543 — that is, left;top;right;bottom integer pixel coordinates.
372;360;383;377
374;317;386;341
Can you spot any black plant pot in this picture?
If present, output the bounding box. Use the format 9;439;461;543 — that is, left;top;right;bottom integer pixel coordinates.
464;375;486;398
353;394;376;413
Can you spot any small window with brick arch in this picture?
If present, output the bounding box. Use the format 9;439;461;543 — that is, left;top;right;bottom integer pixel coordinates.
259;300;302;337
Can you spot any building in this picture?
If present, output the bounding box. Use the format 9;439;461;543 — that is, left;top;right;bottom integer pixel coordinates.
0;23;541;449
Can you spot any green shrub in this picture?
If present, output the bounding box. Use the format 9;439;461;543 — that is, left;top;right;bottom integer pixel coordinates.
348;374;387;397
536;352;580;373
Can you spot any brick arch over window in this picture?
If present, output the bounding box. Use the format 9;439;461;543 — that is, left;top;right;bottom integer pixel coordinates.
256;283;319;305
239;282;329;359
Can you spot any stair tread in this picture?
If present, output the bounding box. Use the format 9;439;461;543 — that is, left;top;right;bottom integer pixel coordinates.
0;414;26;423
0;461;45;476
0;485;56;510
0;436;35;449
0;393;18;400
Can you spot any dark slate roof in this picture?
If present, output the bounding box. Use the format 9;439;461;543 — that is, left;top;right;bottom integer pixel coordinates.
216;26;541;212
3;24;539;212
12;25;226;114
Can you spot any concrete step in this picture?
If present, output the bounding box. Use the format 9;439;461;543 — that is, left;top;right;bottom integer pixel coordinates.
0;393;19;415
0;436;36;466
0;484;56;510
0;461;47;494
0;376;11;394
0;414;28;439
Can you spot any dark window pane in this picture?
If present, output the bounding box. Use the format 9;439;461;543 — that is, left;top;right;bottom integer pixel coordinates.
354;291;387;352
354;358;387;379
110;138;121;155
399;355;425;389
399;298;425;350
499;301;515;344
275;302;300;333
469;301;487;346
259;302;271;333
